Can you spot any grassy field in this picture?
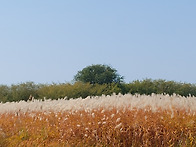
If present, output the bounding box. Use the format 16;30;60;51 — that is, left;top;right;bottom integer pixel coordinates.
0;94;196;146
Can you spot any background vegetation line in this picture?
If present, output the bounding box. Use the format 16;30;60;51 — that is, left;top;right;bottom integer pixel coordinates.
0;79;196;102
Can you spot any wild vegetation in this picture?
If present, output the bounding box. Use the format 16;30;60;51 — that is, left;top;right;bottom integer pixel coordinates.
0;65;195;146
0;94;196;146
1;64;196;102
0;79;196;102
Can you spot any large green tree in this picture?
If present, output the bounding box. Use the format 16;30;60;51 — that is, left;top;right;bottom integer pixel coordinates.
74;64;124;84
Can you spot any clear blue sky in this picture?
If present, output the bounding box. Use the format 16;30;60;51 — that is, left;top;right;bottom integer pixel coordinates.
0;1;196;85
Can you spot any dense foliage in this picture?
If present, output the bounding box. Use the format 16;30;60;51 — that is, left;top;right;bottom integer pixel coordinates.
0;94;196;146
74;64;123;84
0;79;196;102
1;109;196;146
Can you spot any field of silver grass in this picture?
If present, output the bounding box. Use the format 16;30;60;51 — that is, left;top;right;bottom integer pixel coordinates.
0;94;196;146
0;93;196;114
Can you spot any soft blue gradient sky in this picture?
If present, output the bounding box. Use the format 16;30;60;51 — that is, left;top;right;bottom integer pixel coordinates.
0;1;196;85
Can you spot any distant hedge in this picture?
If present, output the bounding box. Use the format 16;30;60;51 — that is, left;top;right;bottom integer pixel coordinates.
127;79;196;96
0;79;196;102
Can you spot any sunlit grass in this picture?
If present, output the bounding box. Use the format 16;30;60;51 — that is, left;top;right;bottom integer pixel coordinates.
0;94;196;146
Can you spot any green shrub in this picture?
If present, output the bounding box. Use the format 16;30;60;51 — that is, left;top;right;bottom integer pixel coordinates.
1;79;196;102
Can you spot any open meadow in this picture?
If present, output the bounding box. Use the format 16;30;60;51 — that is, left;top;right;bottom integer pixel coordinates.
0;94;196;146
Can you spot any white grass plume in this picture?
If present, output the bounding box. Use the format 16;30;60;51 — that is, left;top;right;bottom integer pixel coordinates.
0;94;196;114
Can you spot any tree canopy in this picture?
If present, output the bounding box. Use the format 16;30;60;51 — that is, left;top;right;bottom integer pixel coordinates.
74;64;124;84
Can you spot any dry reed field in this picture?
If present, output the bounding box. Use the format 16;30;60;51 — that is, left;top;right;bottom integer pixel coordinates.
0;94;196;147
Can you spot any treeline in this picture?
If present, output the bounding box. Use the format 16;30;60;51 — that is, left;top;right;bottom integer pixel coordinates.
0;79;196;102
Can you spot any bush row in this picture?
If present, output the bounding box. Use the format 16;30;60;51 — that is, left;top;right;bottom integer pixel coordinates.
0;79;196;102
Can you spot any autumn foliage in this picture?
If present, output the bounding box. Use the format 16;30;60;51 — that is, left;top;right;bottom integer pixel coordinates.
0;94;196;146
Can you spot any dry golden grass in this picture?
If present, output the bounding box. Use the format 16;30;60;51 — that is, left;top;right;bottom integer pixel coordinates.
0;94;196;146
0;108;195;146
